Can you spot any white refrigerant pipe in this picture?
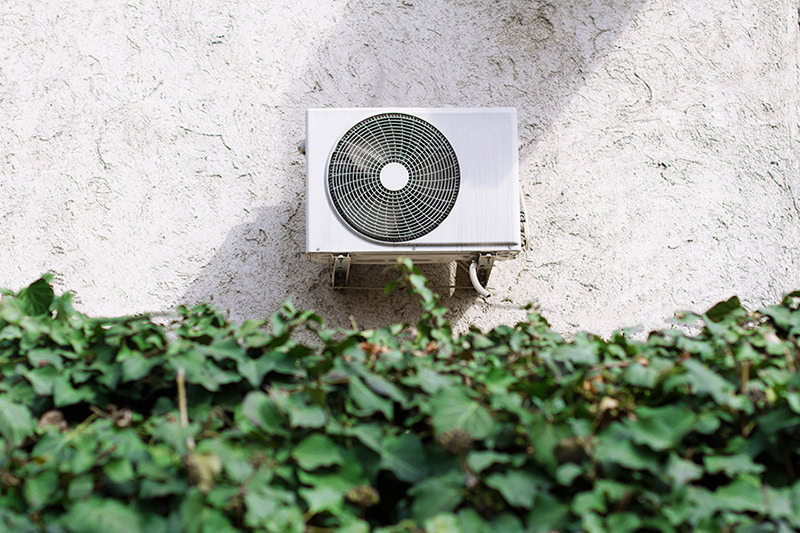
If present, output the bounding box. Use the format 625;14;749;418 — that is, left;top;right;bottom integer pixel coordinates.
469;260;491;298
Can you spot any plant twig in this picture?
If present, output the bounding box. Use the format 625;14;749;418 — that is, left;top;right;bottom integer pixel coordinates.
177;367;195;451
740;360;750;394
52;413;99;456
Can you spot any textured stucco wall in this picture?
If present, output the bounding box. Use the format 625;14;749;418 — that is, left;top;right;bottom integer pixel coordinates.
2;0;799;336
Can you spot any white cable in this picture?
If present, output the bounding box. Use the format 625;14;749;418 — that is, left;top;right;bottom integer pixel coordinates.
469;260;491;298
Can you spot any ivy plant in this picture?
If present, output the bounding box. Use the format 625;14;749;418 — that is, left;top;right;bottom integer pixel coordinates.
1;260;799;532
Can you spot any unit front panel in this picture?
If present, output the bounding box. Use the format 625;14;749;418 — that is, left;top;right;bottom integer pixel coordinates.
306;108;521;255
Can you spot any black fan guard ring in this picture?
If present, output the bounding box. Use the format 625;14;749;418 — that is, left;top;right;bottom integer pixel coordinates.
327;112;461;243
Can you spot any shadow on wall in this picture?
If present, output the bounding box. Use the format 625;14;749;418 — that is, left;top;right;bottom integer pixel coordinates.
181;0;647;329
181;205;474;326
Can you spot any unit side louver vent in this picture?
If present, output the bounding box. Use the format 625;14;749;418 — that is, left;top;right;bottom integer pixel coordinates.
327;113;460;242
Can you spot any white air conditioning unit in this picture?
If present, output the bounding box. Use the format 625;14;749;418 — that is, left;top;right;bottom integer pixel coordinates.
305;108;525;295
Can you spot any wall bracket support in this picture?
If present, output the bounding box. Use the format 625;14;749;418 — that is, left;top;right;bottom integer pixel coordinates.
332;254;351;288
476;253;494;287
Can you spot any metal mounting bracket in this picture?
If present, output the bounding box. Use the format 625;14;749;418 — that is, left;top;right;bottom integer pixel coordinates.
476;253;495;287
331;254;351;288
520;209;529;251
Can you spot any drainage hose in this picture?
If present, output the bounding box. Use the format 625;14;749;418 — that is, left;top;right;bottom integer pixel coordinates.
469;260;491;298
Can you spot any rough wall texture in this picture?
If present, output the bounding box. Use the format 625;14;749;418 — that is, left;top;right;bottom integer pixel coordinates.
2;0;799;336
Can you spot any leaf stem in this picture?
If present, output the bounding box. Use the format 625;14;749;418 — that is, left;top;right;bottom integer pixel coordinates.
740;360;750;394
177;367;195;450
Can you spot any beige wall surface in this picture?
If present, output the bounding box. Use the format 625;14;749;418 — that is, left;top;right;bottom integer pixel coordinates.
2;0;799;336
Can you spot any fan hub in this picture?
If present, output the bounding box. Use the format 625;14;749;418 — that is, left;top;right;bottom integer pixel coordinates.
379;162;409;191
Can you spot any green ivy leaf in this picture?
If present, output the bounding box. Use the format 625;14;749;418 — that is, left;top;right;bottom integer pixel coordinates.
241;391;289;436
0;396;36;448
423;514;461;533
491;513;526;533
139;478;188;499
622;362;659;388
237;354;276;388
573;491;606;515
526;492;569;532
713;475;766;513
526;415;559;473
121;351;162;382
430;387;496;440
24;469;59;510
555;463;582;485
338;519;371;533
62;498;150;533
705;296;742;323
104;458;136;483
149;418;200;455
410;470;465;521
171;350;241;391
606;512;642;533
380;433;428;483
625;405;696;451
195;439;253;484
23;365;59;395
67;439;100;474
757;406;800;434
288;399;327;429
67;475;96;500
178;488;206;533
352;366;408;404
201;509;239;533
552;343;598;366
760;305;797;332
299;486;343;515
680;359;744;409
297;453;367;495
704;454;765;477
764;486;797;524
466;450;512;473
457;508;491;533
485;470;540;509
16;275;54;315
200;337;246;361
244;474;302;532
595;423;659;473
347;423;383;453
292;434;345;470
0;323;22;342
53;374;96;407
665;453;703;487
348;373;393;420
693;411;721;434
26;348;63;369
415;368;454;394
787;392;800;415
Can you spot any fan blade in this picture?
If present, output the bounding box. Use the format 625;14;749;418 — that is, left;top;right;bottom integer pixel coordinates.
343;140;384;174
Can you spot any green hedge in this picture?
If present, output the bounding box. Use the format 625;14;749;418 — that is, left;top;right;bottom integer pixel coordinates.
1;260;799;532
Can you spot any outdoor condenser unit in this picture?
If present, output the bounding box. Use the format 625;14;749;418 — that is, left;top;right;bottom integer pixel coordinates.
305;108;526;295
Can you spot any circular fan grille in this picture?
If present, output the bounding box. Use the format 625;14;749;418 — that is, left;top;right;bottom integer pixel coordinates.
328;113;460;242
